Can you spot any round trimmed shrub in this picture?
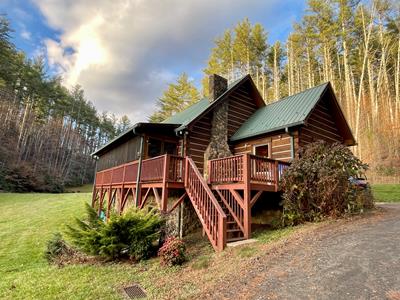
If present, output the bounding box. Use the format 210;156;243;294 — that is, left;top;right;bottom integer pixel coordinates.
158;237;186;266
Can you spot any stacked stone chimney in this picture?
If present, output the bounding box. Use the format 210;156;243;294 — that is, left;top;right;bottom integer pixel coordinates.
209;74;228;102
204;74;232;177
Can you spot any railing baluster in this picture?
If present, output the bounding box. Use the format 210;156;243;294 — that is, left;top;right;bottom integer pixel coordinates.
184;157;227;251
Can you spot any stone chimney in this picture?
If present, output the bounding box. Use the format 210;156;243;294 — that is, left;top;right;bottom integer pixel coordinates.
209;74;228;102
203;74;232;178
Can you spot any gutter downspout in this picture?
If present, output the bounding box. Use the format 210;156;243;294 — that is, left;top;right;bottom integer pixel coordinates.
135;134;145;207
285;127;295;160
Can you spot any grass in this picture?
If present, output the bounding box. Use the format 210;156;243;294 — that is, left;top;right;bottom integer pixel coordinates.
372;184;400;203
0;192;299;299
253;226;295;243
64;184;93;193
190;255;211;270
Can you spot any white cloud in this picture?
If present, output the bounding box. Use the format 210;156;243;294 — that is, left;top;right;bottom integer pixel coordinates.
32;0;300;123
20;29;31;40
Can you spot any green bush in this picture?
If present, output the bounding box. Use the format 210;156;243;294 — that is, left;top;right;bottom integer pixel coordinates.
66;203;164;261
281;141;374;226
44;232;74;263
158;237;186;266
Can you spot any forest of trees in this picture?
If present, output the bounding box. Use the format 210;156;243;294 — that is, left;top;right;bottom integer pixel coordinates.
0;16;131;191
154;0;400;180
1;0;399;191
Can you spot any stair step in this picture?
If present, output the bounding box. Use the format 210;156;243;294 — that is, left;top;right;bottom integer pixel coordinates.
227;236;246;243
227;228;242;233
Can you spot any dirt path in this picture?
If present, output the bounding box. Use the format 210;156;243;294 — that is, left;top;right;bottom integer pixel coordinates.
203;204;400;300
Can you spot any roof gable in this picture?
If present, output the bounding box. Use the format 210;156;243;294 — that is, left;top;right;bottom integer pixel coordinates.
231;82;329;141
162;74;264;132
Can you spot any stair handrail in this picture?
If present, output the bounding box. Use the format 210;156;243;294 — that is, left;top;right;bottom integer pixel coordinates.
184;157;227;251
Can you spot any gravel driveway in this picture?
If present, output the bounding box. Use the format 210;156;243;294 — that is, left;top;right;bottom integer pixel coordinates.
207;204;400;300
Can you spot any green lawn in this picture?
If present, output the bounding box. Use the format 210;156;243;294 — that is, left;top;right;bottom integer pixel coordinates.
65;184;93;193
372;184;400;202
0;192;297;299
0;193;204;300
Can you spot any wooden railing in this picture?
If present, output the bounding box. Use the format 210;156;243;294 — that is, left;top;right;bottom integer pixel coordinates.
185;157;227;251
140;156;165;182
95;154;184;186
216;189;245;234
168;155;184;182
208;154;244;183
208;154;291;188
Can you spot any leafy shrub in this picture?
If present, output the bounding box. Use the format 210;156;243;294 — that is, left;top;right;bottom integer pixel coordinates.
158;237;186;266
281;141;374;226
66;203;164;261
44;232;74;263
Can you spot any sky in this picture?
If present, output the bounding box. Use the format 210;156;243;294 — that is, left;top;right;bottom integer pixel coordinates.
1;0;306;123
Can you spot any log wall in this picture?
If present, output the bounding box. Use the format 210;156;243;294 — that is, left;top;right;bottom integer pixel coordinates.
97;136;142;171
232;130;299;162
227;86;259;138
187;112;212;173
299;97;344;147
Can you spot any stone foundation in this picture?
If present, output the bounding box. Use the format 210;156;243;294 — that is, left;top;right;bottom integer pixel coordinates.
164;198;201;237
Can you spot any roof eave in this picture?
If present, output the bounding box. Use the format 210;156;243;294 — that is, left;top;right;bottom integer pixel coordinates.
91;122;179;157
230;121;304;142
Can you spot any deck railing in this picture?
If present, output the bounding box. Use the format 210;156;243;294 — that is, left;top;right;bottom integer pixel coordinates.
208;153;290;187
208;154;244;183
95;154;184;186
185;157;227;251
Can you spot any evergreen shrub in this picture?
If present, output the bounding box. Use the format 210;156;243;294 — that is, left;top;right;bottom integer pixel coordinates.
66;203;164;261
44;232;74;262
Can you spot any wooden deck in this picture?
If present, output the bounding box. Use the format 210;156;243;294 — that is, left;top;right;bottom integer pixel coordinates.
208;154;290;191
92;153;290;251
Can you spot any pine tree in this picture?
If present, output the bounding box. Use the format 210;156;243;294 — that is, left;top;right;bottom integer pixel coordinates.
116;115;132;135
149;73;200;122
202;18;268;97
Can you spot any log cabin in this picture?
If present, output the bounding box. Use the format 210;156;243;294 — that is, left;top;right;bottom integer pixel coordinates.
91;74;355;251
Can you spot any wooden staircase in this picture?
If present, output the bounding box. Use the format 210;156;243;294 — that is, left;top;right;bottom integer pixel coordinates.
184;157;227;251
215;191;245;243
184;157;246;251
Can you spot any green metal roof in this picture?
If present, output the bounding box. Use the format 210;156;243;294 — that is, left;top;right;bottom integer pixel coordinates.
162;76;247;131
162;98;211;126
231;82;329;141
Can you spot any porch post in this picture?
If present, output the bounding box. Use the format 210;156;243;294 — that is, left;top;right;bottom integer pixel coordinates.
135;135;145;207
243;153;251;239
161;154;170;212
91;155;99;207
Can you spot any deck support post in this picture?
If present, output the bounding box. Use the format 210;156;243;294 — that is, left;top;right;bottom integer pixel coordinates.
106;187;112;219
161;154;170;212
91;155;99;207
243;153;251;239
98;187;104;215
274;160;279;192
135;135;145;207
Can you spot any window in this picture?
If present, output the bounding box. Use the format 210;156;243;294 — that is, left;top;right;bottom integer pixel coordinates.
147;138;177;158
147;138;162;158
164;142;177;155
253;144;270;158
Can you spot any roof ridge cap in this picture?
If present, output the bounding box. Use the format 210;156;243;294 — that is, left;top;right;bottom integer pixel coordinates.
263;82;329;107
